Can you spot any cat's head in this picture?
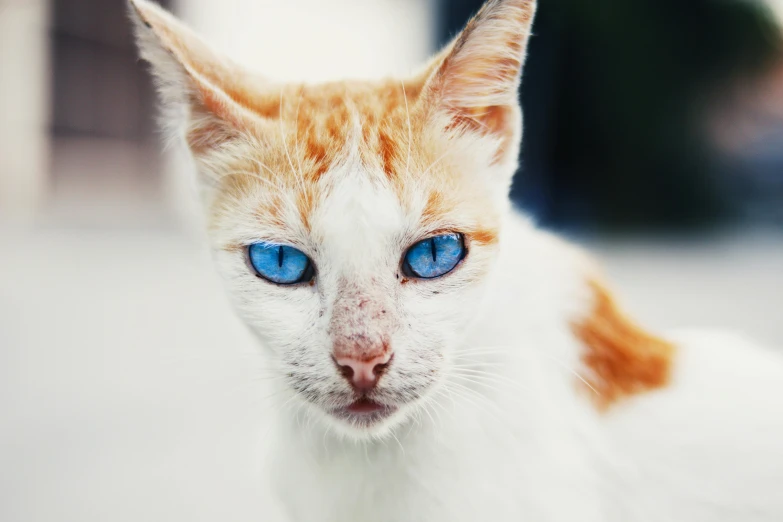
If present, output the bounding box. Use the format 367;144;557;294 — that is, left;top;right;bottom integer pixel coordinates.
131;0;536;438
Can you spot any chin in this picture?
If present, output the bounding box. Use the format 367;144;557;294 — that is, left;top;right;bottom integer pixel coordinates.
335;406;412;440
306;398;415;441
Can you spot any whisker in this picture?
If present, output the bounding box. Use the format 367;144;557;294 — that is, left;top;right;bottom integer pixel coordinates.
213;169;279;191
416;395;440;427
293;86;305;177
454;343;601;398
401;80;413;178
450;361;506;369
441;382;505;426
420;148;453;178
450;367;528;392
448;373;511;395
278;88;305;188
539;352;601;397
389;429;406;455
428;392;451;423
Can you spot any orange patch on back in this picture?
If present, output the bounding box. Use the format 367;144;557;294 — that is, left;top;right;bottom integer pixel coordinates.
572;280;675;409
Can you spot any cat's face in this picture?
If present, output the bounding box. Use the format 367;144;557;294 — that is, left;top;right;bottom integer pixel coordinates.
205;83;509;438
131;0;536;438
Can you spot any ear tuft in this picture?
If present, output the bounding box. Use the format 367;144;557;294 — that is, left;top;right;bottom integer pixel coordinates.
437;0;536;108
420;0;536;159
128;0;200;110
128;0;273;152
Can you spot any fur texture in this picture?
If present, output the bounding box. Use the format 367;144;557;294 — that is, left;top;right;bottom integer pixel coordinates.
130;0;783;520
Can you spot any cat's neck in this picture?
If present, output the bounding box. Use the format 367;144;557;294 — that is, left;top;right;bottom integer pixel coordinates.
461;213;595;376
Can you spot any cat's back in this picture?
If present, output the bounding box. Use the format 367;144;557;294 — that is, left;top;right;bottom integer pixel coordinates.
499;217;783;519
602;329;783;521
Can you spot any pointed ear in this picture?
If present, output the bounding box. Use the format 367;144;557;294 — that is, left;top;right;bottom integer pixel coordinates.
128;0;275;153
419;0;536;163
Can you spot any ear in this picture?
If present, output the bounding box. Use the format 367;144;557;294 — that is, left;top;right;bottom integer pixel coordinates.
419;0;536;164
128;0;274;154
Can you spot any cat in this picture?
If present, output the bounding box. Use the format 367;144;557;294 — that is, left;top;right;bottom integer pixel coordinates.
129;0;783;520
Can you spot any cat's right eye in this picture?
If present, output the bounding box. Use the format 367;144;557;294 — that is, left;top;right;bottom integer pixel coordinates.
248;242;315;285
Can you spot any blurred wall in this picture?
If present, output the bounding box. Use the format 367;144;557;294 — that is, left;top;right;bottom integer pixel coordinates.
47;0;165;227
0;0;50;223
177;0;436;82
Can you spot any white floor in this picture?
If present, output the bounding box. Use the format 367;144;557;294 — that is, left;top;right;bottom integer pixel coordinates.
1;225;781;522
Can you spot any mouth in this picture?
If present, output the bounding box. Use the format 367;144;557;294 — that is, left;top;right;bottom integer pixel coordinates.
330;397;398;426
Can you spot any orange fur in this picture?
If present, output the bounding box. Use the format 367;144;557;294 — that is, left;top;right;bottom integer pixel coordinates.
470;228;499;246
421;0;533;157
193;74;506;245
131;0;525;253
573;280;675;409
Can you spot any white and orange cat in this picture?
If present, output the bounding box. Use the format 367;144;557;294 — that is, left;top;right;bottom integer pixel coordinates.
130;0;783;520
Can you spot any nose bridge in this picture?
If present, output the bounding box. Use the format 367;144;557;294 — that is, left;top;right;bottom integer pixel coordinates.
329;279;395;361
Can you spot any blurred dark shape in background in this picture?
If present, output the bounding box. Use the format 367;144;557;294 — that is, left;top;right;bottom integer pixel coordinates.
441;0;783;233
51;0;160;148
46;0;168;222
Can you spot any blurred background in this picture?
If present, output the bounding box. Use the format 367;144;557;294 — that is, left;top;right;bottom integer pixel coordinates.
1;0;781;520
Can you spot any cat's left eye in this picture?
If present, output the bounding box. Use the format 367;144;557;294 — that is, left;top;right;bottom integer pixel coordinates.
248;242;314;285
402;233;466;279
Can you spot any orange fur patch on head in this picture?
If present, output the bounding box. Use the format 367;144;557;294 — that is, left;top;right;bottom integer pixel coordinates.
572;280;675;409
266;79;426;184
133;0;528;246
203;75;468;236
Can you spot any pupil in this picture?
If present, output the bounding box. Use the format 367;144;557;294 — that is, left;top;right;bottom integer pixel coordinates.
278;246;284;268
430;238;437;262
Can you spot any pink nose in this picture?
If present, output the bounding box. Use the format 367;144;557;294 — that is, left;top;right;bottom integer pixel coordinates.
335;352;393;392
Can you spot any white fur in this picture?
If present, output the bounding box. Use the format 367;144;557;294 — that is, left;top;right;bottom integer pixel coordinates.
129;0;783;520
256;217;783;522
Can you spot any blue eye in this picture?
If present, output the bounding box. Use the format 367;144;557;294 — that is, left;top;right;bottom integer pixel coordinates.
248;242;314;285
403;233;466;279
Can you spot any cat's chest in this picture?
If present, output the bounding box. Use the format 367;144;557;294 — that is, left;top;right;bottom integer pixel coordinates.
272;415;606;522
278;445;515;522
